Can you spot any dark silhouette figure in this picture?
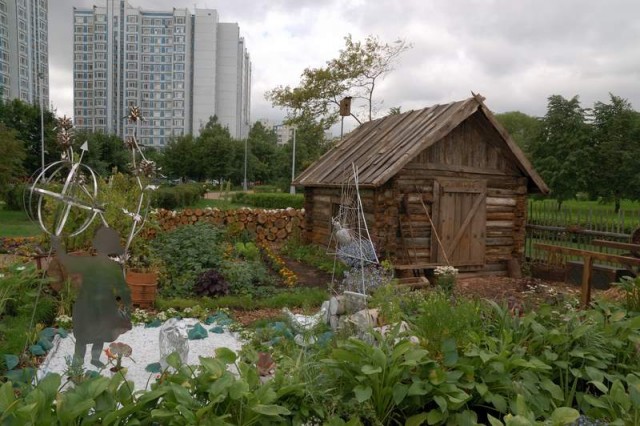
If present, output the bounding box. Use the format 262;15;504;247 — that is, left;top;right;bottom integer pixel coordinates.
53;226;132;367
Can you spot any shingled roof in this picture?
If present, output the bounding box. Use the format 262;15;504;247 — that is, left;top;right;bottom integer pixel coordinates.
294;94;549;193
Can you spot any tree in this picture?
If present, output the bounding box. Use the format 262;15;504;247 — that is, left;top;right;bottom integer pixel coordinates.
0;98;57;176
161;135;199;181
75;132;130;177
588;94;640;212
495;111;541;152
528;95;591;208
266;34;411;129
246;122;278;183
0;124;26;198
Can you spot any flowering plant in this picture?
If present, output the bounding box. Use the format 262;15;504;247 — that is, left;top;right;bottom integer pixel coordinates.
434;265;458;295
258;242;297;287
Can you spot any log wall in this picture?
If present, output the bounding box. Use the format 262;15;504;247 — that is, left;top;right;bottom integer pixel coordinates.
145;207;304;243
302;113;532;276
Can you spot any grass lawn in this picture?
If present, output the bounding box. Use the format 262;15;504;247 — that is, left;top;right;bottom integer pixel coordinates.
0;206;40;237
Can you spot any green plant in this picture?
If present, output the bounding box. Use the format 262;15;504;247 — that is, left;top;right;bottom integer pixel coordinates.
434;265;458;296
615;275;640;312
234;241;260;261
320;331;470;425
281;237;347;276
231;192;304;209
150;222;226;296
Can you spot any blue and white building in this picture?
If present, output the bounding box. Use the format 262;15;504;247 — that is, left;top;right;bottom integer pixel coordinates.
73;0;251;147
0;0;49;106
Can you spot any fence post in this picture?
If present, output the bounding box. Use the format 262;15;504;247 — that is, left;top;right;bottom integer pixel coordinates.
581;255;593;308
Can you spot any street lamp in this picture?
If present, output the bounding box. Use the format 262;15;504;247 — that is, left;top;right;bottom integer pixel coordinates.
39;72;45;172
243;136;248;191
289;126;297;195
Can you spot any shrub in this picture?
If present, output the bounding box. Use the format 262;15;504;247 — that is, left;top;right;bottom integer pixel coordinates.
231;192;303;209
221;259;278;296
252;185;280;193
151;183;204;210
193;269;229;297
3;183;27;211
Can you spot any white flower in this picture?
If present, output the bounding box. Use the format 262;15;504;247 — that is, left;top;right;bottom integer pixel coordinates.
16;266;26;271
0;273;5;279
157;311;167;321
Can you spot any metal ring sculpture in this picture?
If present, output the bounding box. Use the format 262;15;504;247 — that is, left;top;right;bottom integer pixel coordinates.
26;107;157;253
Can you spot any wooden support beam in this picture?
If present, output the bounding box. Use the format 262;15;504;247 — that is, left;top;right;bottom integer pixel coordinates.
534;243;640;308
581;255;593;308
591;239;640;252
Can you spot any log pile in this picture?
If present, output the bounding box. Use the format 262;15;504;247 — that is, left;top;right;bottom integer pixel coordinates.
144;207;305;243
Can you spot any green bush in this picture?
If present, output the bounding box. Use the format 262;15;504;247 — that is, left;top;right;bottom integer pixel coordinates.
220;259;278;296
231;192;304;209
252;185;280;193
151;183;205;210
3;183;27;211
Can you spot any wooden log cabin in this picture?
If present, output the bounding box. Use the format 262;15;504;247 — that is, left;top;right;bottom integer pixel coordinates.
294;94;549;278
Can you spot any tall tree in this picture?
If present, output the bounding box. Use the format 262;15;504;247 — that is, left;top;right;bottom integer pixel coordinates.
0;98;57;175
588;94;640;212
528;95;591;208
266;34;411;129
495;111;541;152
75;131;130;177
160;135;199;181
0;124;26;198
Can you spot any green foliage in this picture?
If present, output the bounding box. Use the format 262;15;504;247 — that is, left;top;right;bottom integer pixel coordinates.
0;124;26;201
151;183;205;210
495;111;541;152
528;95;592;206
231;192;304;209
266;34;411;128
614;276;640;312
155;287;328;311
2;183;28;211
281;236;346;276
320;331;469;424
74;131;130;177
221;260;278;297
252;185;280;193
150;222;226;297
0;98;58;176
0;265;56;371
588;94;640;212
409;291;484;354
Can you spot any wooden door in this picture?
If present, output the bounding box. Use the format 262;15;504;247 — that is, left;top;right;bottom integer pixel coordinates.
432;178;486;268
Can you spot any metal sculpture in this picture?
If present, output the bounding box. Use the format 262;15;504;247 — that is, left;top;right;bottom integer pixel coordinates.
26;106;158;367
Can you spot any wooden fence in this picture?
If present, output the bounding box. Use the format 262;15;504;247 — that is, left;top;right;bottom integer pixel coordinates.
525;202;640;265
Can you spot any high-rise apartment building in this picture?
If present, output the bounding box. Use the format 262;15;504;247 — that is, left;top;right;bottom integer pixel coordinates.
0;0;49;106
73;1;251;147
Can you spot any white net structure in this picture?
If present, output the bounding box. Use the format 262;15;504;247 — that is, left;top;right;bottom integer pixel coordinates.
328;164;379;295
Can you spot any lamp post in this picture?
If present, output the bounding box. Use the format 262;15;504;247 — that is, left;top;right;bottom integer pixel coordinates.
39;72;45;172
289;126;297;195
243;137;248;191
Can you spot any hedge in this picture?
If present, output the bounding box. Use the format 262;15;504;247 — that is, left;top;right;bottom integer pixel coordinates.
231;192;304;209
151;183;205;210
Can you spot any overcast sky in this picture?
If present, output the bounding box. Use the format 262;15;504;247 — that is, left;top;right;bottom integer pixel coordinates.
49;0;640;129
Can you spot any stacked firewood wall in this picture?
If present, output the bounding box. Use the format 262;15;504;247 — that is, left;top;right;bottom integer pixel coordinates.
144;208;304;243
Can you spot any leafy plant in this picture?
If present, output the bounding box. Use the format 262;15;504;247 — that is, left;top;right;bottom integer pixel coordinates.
193;269;229;297
614;275;640;312
150;222;226;296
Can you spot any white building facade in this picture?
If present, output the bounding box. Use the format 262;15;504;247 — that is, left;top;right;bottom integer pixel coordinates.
73;1;251;147
0;0;49;106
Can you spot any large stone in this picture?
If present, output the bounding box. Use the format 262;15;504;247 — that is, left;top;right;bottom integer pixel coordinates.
159;318;189;370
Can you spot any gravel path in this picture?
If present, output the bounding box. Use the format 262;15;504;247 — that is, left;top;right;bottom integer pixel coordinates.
37;318;244;391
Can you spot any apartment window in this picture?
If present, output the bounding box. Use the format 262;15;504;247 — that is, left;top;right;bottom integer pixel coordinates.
127;15;138;23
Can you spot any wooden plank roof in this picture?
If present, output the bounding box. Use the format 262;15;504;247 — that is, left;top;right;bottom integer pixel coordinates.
294;94;549;193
